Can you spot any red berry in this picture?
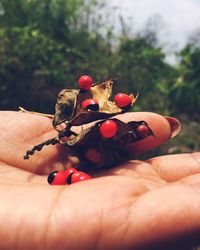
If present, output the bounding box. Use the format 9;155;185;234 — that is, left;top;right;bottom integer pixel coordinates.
85;148;101;163
114;93;132;108
82;99;99;111
64;167;78;178
136;124;149;138
78;75;93;91
71;171;92;184
47;170;67;185
99;120;118;138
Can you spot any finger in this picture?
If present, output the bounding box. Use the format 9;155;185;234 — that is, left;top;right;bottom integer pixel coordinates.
0;111;180;174
71;112;179;154
0;176;146;250
122;183;200;249
178;173;200;185
0;161;46;184
117;112;180;154
148;152;200;182
0;111;66;174
1;178;199;250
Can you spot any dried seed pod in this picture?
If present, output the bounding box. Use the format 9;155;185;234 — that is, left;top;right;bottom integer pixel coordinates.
52;80;137;128
24;77;154;175
61;118;153;171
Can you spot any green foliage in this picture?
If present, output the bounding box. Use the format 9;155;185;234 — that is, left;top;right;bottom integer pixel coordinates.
114;37;177;114
0;0;114;112
0;0;199;123
170;44;200;119
0;0;85;29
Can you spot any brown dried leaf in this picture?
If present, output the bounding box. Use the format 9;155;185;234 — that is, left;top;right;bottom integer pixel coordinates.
91;80;121;113
70;80;121;125
70;80;138;126
53;89;79;127
52;80;138;128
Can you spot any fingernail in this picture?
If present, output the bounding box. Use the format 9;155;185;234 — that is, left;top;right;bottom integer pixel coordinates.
165;116;181;138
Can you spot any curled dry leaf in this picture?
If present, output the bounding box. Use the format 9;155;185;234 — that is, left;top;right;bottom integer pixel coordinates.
53;89;79;128
53;80;137;128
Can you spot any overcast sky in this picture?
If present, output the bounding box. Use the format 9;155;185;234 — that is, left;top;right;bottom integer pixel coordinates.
107;0;200;63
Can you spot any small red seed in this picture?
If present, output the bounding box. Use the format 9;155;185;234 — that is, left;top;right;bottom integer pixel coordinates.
136;124;149;138
78;75;93;91
82;99;99;111
114;93;132;108
85;148;101;163
64;167;78;178
47;171;67;185
99;120;118;138
71;171;92;184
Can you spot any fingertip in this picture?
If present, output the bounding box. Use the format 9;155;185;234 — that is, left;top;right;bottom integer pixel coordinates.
115;112;181;154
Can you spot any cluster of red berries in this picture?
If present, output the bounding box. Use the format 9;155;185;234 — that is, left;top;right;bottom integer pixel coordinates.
47;75;150;185
78;75;133;140
78;75;149;140
48;167;92;185
78;75;132;112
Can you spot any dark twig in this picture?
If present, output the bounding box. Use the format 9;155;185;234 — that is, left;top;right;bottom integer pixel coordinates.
23;128;77;159
23;137;59;159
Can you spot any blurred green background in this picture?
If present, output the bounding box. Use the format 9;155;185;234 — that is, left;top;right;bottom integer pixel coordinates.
0;0;199;156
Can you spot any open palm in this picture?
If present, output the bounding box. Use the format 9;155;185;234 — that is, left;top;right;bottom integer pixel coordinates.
0;111;200;250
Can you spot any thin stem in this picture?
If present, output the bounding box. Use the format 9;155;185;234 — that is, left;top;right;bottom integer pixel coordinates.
19;107;54;119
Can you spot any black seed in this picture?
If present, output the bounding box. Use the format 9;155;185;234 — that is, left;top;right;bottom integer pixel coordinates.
47;171;58;184
86;103;99;111
66;173;73;185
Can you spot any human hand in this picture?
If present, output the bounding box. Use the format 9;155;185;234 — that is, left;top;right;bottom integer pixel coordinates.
1;111;200;250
